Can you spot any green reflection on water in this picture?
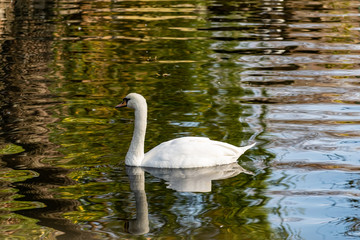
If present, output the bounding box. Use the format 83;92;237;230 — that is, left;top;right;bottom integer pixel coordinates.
45;1;276;238
0;213;55;240
0;168;38;185
0;168;53;239
0;144;25;155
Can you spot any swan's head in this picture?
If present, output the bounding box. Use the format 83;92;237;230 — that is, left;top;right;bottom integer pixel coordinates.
115;93;147;110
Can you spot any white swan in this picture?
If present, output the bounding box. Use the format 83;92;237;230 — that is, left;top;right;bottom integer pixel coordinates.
116;93;255;168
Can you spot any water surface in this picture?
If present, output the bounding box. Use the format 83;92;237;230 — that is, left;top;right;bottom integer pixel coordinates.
0;0;359;239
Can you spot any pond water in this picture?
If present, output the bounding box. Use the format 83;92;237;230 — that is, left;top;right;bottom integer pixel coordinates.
0;0;360;239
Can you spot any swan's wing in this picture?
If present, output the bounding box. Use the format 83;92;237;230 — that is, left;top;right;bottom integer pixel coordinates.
143;137;253;168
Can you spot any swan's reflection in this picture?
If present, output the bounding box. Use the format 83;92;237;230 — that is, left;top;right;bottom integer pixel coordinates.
125;167;149;235
144;162;251;192
124;163;251;234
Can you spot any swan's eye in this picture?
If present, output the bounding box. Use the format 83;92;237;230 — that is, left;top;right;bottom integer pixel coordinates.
123;97;130;103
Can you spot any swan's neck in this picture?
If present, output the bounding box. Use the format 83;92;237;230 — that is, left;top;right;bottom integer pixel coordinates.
125;104;147;166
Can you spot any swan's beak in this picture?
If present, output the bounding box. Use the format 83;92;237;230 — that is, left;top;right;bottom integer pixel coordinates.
115;100;127;108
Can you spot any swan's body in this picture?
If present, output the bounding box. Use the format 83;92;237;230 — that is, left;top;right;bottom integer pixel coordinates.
143;137;254;168
116;93;255;168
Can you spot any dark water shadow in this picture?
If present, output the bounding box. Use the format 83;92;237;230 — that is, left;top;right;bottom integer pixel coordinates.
0;1;98;239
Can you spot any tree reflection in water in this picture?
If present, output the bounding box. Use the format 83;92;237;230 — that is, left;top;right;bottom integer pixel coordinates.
0;0;96;239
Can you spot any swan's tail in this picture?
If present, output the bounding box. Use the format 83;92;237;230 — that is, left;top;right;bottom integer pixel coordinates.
239;142;256;154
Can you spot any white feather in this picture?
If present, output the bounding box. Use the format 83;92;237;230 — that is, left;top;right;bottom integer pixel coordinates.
118;93;255;168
